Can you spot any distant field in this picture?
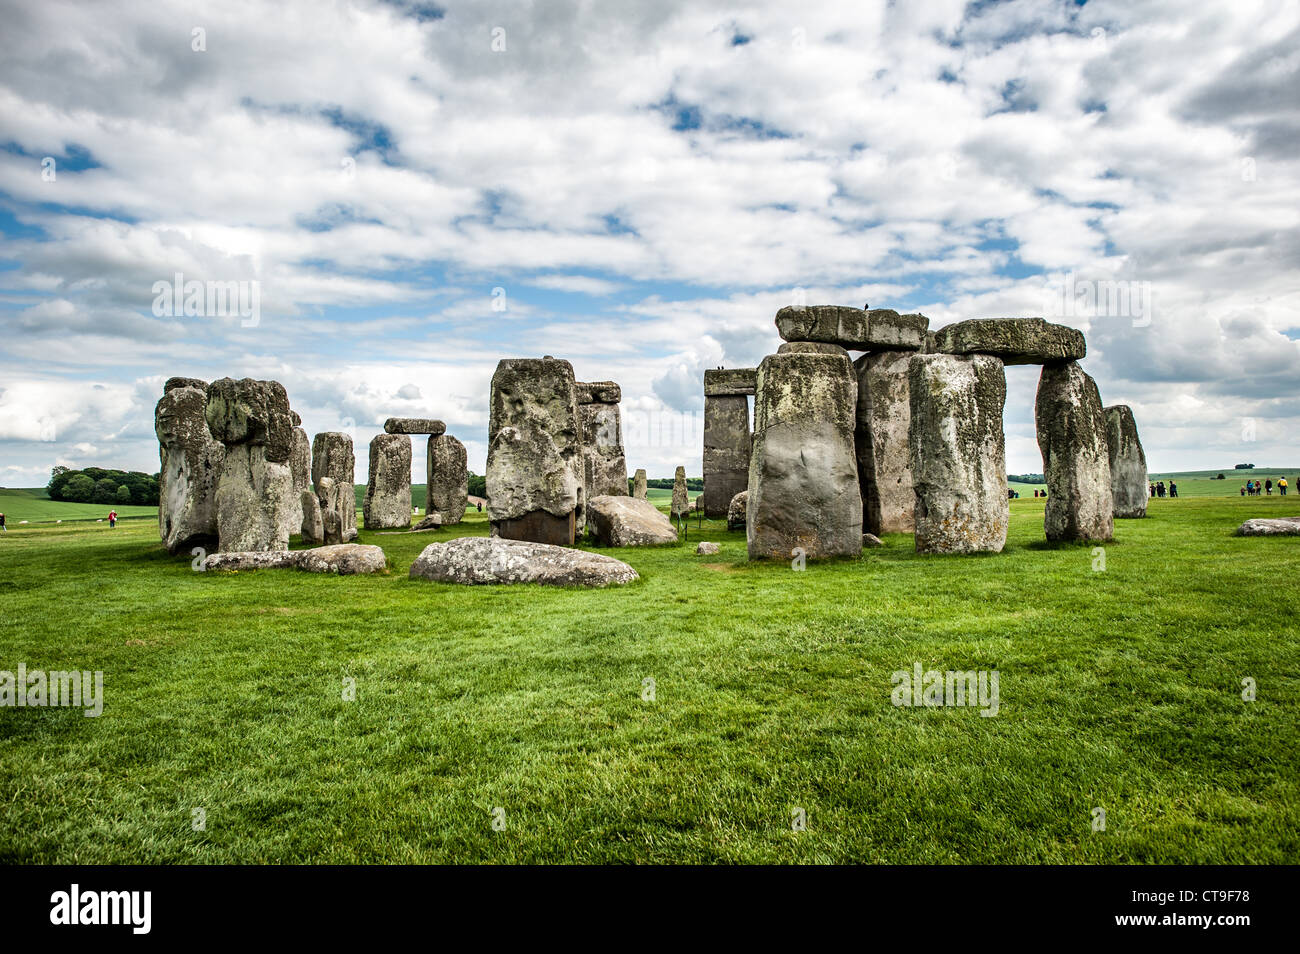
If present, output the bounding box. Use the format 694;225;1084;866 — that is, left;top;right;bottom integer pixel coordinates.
0;488;157;524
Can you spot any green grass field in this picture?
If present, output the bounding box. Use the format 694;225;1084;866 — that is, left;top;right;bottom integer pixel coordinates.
1;492;1296;864
0;488;158;525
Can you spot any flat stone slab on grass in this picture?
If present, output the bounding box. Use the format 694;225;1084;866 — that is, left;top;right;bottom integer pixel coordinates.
203;544;387;574
384;418;446;435
695;541;720;555
1236;517;1300;536
408;537;639;587
587;495;678;546
775;305;928;351
931;317;1085;365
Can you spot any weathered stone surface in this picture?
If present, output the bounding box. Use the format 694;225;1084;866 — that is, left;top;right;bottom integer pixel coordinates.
854;351;915;535
587;495;678;546
204;378;295;463
703;368;757;396
932;317;1086;366
1036;361;1114;542
1104;405;1147;519
311;433;357;541
696;541;720;555
778;341;847;355
211;444;295;553
364;433;412;529
290;410;301;426
288;426;311;534
862;532;884;548
164;376;208;393
727;490;748;531
295;543;387;575
426;434;468;526
748;351;862;560
384;418;446;435
321;506;343;546
155;384;224;554
413;512;443;531
408;537;639;587
487;357;583;543
703;394;751;518
301;491;323;545
203;544;386;574
671;466;690;519
577;385;628;502
909;354;1009;554
775;305;928;351
1236;516;1300;536
632;469;647;500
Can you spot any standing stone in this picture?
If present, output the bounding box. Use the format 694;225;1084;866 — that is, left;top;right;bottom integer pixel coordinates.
703;394;750;518
908;354;1008;554
426;434;468;525
632;469;647;500
205;378;297;553
1104;405;1148;519
364;433;412;529
486;356;583;545
312;432;357;542
155;381;224;554
671;466;690;520
316;477;344;545
748;351;861;560
1036;362;1114;541
576;381;628;505
301;490;324;545
287;426;311;535
854;351;915;535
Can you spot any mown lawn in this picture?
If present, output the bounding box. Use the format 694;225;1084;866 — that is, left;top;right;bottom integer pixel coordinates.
0;494;1296;863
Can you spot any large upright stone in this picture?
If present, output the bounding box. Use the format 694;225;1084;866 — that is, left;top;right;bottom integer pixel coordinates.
576;381;628;504
155;382;223;554
288;426;311;535
205;378;297;552
908;354;1008;554
1036;362;1114;541
671;466;690;520
426;434;468;525
775;305;928;351
748;351;862;560
703;393;751;518
932;318;1085;366
854;351;915;535
632;469;647;500
487;357;583;545
312;432;357;541
364;433;412;529
1104;405;1148;519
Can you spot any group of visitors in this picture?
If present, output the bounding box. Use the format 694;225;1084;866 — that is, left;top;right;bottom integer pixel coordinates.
1242;478;1289;496
1149;481;1178;498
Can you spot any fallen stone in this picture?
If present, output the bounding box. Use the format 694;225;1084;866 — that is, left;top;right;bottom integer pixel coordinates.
384;418;446;435
408;537;639;587
855;350;915;535
863;533;884;548
695;541;720;555
587;495;678;546
363;433;412;529
295;543;388;575
931;317;1086;366
1104;405;1148;519
1037;361;1114;542
775;305;928;351
426;434;468;526
155;383;223;554
413;512;443;531
703;368;757;396
1236;517;1300;536
748;351;861;559
727;490;748;531
202;550;297;572
909;354;1009;554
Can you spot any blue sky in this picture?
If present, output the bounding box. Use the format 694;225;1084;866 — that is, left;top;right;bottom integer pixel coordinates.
1;0;1298;485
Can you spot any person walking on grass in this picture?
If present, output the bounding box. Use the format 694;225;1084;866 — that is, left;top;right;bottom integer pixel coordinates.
1281;477;1288;496
108;509;117;529
1265;479;1272;495
1169;480;1178;498
0;511;6;532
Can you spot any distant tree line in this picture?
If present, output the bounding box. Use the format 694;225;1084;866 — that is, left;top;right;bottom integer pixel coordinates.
1008;473;1046;484
642;477;704;492
47;466;159;506
468;472;486;498
1234;463;1255;469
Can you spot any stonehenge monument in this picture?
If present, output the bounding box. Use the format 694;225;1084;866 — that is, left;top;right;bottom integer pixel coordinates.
426;433;468;525
1036;362;1114;542
748;350;862;560
204;377;297;553
1104;405;1148;519
486;356;583;545
576;381;628;505
908;354;1009;554
702;368;754;519
363;433;412;529
311;432;357;542
155;379;223;554
854;351;916;535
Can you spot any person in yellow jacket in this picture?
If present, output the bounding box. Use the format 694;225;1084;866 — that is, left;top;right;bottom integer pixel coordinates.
1280;477;1288;497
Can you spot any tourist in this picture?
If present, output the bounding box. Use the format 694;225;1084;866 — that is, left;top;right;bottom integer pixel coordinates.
1150;483;1156;498
1240;485;1246;496
1265;479;1272;495
0;511;6;532
1280;477;1288;496
108;509;117;529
